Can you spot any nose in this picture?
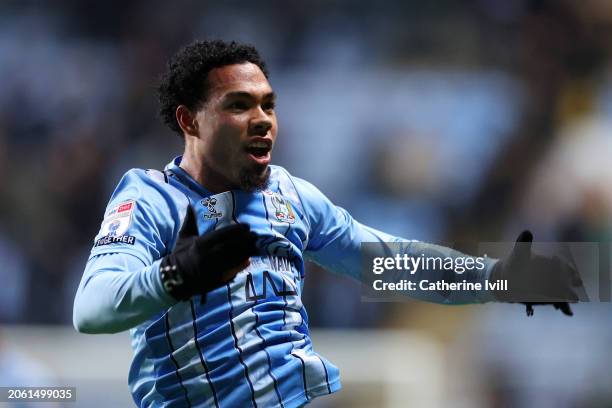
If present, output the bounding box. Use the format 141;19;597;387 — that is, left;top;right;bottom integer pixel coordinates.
250;107;273;135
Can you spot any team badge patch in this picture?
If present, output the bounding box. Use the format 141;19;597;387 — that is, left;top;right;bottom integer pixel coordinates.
101;200;135;237
265;191;296;223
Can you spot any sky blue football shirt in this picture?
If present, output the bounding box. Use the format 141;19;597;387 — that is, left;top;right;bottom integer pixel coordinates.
74;156;495;407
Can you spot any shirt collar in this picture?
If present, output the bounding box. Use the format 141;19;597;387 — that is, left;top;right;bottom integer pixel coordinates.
164;155;212;196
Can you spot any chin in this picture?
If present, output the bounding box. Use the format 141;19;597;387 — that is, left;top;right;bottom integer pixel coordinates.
238;165;270;192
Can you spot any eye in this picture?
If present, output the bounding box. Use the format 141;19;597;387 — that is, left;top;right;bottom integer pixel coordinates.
262;101;275;112
228;101;249;111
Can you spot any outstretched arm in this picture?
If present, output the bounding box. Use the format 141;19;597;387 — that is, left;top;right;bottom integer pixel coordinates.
290;175;497;304
291;174;579;311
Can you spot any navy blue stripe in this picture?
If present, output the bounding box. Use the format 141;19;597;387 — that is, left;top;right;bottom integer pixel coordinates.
279;168;310;229
276;185;293;238
261;193;273;233
275;185;293;332
291;352;310;401
260;191;294;406
261;195;289;332
189;300;220;407
294;276;332;394
164;313;192;407
232;190;283;405
252;312;285;408
318;357;332;394
281;272;288;329
282;305;304;313
275;183;302;273
227;283;258;408
230;191;240;223
261;190;313;401
258;193;279;250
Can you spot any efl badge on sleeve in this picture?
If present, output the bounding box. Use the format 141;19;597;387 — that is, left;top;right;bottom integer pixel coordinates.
101;200;135;237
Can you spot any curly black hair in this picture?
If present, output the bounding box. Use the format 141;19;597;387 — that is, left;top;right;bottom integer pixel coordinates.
157;40;269;136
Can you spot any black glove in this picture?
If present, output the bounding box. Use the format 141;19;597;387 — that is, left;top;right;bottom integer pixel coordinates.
160;206;259;302
492;230;581;316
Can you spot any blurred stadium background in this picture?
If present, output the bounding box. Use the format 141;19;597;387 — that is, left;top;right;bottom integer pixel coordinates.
2;0;612;407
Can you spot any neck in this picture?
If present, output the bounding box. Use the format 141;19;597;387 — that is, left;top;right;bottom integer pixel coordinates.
180;145;237;194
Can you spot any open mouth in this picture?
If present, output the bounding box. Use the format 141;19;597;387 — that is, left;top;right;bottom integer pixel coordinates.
245;140;272;165
247;145;269;157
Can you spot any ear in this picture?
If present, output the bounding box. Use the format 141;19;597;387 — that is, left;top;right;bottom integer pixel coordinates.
176;105;199;137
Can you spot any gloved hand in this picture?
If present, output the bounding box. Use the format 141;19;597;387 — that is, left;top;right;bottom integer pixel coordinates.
160;206;259;302
492;230;581;316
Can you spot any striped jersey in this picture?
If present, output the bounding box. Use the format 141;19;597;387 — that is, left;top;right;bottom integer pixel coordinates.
75;156;495;408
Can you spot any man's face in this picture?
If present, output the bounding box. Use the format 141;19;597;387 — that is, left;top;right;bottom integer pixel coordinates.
193;62;277;191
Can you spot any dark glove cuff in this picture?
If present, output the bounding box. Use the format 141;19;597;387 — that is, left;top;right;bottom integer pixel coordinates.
160;256;192;301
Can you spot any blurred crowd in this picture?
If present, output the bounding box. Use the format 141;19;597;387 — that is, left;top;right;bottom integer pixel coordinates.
1;0;611;322
2;0;612;405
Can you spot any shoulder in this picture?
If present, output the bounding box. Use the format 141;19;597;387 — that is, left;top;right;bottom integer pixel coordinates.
269;165;316;193
105;168;188;226
92;168;187;260
267;165;333;225
111;168;186;204
269;165;306;201
268;164;291;182
112;168;168;194
269;165;325;201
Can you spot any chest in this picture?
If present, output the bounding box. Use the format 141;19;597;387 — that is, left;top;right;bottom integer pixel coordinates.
186;189;309;257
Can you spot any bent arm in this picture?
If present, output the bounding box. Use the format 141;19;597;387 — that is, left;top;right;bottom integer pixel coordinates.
73;252;176;334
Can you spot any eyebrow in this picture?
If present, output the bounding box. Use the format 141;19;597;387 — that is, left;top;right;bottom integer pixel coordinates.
224;91;276;101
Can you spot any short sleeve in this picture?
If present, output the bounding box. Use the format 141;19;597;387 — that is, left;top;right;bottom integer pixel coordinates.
88;169;187;265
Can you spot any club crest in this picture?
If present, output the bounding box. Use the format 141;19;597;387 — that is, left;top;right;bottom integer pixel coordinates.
267;191;296;223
